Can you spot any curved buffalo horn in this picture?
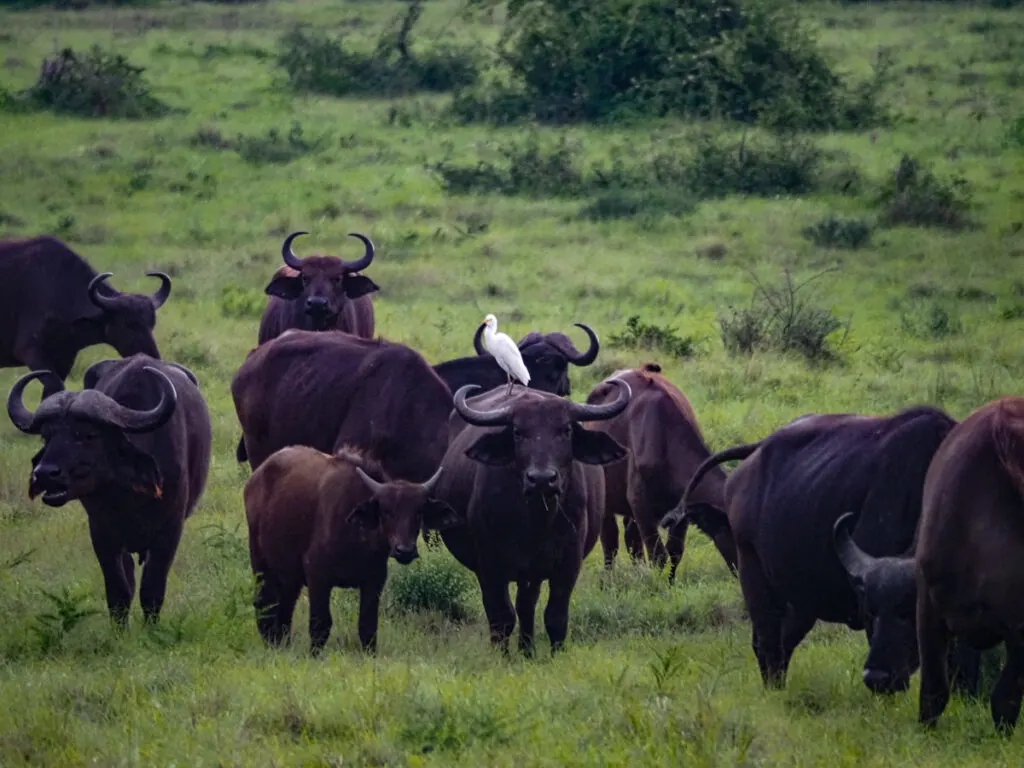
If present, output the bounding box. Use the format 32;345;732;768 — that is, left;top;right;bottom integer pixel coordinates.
165;362;198;386
355;466;385;495
566;323;600;366
146;271;172;309
340;232;375;273
7;370;65;434
453;384;513;427
87;272;121;312
473;322;488;356
833;512;873;582
420;464;444;495
567;378;631;423
72;366;178;434
281;231;308;270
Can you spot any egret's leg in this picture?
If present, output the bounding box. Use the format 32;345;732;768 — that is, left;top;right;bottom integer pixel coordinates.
506;371;513;396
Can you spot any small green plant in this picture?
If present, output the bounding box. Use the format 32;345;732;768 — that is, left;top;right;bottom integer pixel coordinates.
801;215;873;249
649;644;688;695
234;122;326;165
388;552;474;622
220;286;266;319
900;300;963;339
877;154;972;230
31;587;100;654
609;316;698;359
1006;114;1024;148
684;131;823;198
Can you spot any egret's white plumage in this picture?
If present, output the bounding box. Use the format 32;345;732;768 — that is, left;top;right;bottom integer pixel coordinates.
481;313;530;394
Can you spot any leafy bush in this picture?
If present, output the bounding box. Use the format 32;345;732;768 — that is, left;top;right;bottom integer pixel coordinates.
279;4;478;98
220;286;266;319
578;187;696;221
1006;114;1024;148
719;269;845;363
801;215;873;249
608;315;698;358
388;553;475;622
4;46;169;118
234;122;327;165
450;0;888;128
877;155;972;230
899;300;963;339
683;131;822;197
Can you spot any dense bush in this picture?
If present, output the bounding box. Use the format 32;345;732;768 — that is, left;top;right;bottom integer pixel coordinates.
450;0;889;128
609;316;699;358
2;47;169;118
279;3;479;98
801;215;873;249
387;552;475;622
877;155;973;230
190;122;328;165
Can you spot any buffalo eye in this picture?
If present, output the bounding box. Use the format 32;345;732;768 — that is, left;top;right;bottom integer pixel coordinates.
301;274;311;286
331;276;342;286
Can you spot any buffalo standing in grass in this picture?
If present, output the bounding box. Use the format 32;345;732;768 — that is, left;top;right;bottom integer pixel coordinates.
434;381;630;655
244;446;460;653
835;397;1024;734
257;231;378;344
663;406;962;693
585;363;736;580
0;236;171;397
7;355;211;626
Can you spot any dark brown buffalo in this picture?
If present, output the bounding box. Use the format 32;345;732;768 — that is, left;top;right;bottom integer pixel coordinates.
836;398;1024;734
434;381;630;655
663;406;958;693
232;331;453;484
7;354;211;626
0;236;171;397
584;363;736;580
257;231;378;344
244;445;460;653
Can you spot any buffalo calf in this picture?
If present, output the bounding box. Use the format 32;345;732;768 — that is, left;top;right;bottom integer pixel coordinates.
7;355;211;626
244;446;459;653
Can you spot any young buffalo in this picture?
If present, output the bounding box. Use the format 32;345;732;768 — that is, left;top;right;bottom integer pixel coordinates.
244;446;460;653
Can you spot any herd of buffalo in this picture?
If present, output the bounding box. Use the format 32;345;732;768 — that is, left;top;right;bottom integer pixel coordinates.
2;232;1024;736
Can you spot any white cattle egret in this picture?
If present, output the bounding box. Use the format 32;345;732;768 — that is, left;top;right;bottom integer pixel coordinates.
481;313;530;395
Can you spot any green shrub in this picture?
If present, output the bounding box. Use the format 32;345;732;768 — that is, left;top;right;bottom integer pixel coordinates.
387;552;474;622
220;286;266;319
877;155;973;230
684;131;822;197
899;300;963;339
4;46;169;118
233;122;327;165
801;215;873;249
609;315;699;358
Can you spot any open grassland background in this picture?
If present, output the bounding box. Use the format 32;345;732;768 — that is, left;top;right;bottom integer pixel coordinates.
1;0;1024;764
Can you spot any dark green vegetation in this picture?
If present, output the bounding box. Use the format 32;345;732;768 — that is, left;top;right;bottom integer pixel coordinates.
1;0;1023;764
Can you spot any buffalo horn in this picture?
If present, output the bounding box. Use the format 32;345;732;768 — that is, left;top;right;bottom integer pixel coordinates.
355;466;385;495
72;366;178;434
281;231;308;270
87;272;121;312
833;512;873;582
473;322;488;356
147;271;172;309
565;323;600;366
453;384;513;427
7;370;65;434
341;232;375;273
420;464;444;495
567;378;631;423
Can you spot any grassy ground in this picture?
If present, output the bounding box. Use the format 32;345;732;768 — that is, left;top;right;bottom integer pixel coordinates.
1;0;1024;764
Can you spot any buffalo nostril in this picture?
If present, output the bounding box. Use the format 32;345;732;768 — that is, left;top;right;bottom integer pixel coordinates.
862;668;900;694
305;297;328;312
33;464;61;480
526;469;557;487
393;546;418;563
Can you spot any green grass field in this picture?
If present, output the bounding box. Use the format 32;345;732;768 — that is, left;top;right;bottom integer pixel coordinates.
1;0;1024;764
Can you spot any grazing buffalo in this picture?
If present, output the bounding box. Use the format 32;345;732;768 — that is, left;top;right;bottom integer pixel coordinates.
837;398;1024;734
585;363;736;580
244;446;460;653
232;331;453;483
663;406;957;693
434;381;630;655
257;231;378;344
0;236;171;397
7;355;211;626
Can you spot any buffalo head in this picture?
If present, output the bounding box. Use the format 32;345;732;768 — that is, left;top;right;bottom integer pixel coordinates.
349;462;460;564
265;231;378;330
473;323;599;396
833;512;919;694
7;365;178;506
454;380;630;501
88;271;170;359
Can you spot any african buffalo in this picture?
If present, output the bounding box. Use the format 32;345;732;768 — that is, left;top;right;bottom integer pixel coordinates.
584;363;736;580
663;406;957;693
0;236;171;397
244;446;460;653
434;380;630;655
232;330;453;483
7;354;211;626
836;397;1024;733
257;231;378;344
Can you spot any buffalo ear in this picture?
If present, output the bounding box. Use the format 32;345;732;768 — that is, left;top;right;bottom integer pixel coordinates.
350;499;380;527
265;274;304;300
465;428;515;466
118;439;164;499
572;424;627;465
83;359;119;390
344;275;379;300
424;499;461;530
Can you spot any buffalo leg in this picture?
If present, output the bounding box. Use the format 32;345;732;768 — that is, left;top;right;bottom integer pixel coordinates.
781;607;817;675
253;569;286;645
87;518;134;627
917;589;952;727
138;529;182;624
949;638;982;698
515;580;542;657
991;637;1024;735
627;484;668;569
737;543;786;688
600;512;620;570
544;571;579;654
479;575;515;653
357;583;383;653
624;517;644;562
307;582;334;655
665;518;688;584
